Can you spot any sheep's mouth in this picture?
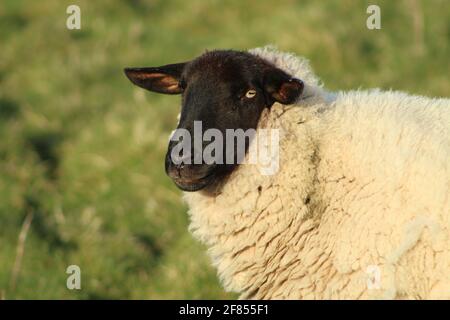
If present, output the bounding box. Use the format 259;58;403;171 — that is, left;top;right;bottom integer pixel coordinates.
172;171;217;192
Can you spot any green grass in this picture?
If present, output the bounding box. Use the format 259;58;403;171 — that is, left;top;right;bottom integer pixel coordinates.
0;0;448;299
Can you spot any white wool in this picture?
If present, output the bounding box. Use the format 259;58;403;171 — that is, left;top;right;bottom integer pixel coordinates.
183;47;450;299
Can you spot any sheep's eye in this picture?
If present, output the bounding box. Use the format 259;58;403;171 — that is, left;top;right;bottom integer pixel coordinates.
245;89;257;99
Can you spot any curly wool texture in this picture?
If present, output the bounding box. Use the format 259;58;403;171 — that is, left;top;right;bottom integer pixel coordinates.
183;47;450;299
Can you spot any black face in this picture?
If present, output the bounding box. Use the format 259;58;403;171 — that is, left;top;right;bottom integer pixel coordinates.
124;50;304;191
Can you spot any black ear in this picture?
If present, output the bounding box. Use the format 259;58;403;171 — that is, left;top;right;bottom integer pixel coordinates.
263;67;304;104
124;62;187;94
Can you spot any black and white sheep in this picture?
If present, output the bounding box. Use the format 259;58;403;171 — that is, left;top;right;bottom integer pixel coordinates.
125;46;450;299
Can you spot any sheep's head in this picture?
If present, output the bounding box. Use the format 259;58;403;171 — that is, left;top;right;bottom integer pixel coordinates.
124;50;304;191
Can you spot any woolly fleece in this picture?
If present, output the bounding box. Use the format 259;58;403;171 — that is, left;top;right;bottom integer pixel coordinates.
183;47;450;299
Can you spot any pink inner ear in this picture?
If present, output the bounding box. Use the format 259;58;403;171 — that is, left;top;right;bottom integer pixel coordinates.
158;76;178;85
280;82;297;96
278;79;304;103
136;72;179;90
158;76;179;92
134;72;166;80
125;66;184;94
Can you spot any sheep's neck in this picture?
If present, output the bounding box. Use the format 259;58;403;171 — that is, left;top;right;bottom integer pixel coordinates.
184;101;333;299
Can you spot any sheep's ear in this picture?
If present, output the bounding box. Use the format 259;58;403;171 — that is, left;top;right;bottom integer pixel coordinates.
124;62;187;94
263;68;304;105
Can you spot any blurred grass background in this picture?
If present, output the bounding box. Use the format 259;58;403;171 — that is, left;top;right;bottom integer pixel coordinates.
0;0;448;299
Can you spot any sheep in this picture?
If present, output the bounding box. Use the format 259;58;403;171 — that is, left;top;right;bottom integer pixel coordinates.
124;46;450;299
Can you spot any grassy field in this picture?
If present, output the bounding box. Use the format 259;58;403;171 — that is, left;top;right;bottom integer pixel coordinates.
0;0;448;299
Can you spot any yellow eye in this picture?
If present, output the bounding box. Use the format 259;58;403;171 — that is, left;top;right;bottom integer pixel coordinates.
245;89;257;98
